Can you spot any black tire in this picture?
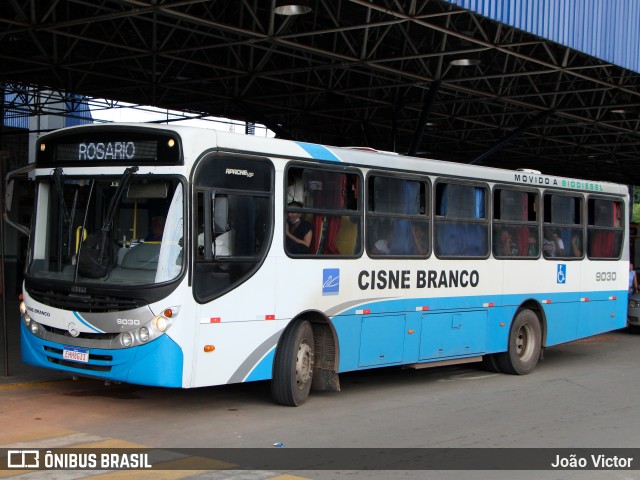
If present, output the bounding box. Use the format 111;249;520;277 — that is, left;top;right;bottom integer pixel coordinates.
480;353;502;373
496;309;541;375
271;320;315;406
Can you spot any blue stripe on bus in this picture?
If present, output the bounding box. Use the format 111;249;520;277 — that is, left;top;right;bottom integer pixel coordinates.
245;347;275;382
22;288;627;386
330;290;627;374
72;311;104;333
295;142;341;162
20;324;184;387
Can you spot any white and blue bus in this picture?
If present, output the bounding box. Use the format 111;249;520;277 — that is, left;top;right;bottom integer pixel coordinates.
13;124;628;406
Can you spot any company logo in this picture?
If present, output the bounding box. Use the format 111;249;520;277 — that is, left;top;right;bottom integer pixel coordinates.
26;306;50;317
8;450;39;468
557;264;567;284
68;322;80;337
225;168;254;178
323;268;340;296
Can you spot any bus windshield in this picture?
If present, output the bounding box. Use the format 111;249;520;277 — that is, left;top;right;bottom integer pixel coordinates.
27;173;184;287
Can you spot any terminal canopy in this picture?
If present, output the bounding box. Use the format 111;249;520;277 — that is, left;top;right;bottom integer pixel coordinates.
1;0;640;184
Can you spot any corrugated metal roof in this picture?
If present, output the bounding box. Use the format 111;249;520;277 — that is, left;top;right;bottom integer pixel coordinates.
3;90;29;129
2;89;92;128
64;96;93;127
448;0;640;74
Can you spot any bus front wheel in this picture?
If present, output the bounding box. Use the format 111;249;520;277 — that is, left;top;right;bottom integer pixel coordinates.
271;320;315;406
496;309;541;375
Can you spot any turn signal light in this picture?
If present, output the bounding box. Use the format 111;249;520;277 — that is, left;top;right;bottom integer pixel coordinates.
204;345;215;353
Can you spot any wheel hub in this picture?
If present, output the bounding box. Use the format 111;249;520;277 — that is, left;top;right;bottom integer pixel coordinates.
516;324;533;360
295;339;313;390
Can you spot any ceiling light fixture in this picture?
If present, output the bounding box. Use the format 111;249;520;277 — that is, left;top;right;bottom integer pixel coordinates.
449;54;481;67
611;108;628;114
274;0;311;15
447;32;482;67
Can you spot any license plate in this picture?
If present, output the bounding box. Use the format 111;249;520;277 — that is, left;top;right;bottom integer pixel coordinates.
62;346;89;363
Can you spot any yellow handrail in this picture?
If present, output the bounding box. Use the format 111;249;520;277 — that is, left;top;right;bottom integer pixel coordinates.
75;226;87;254
133;199;138;239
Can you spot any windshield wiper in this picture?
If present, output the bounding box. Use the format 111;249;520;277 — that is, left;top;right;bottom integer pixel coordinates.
51;168;76;262
102;166;138;233
73;166;138;282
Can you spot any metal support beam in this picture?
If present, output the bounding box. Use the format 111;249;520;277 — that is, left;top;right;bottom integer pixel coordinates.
235;100;290;139
469;109;555;165
0;82;6;378
390;92;405;153
408;80;440;156
360;122;372;147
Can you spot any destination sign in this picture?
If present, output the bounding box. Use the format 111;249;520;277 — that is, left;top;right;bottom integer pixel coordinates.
78;141;138;160
36;129;182;166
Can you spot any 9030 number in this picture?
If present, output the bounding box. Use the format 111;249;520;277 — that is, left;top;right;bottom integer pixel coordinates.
595;272;616;282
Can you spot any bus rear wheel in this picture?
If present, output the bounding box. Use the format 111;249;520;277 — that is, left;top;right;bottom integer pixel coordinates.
481;354;502;373
271;320;315;406
496;309;541;375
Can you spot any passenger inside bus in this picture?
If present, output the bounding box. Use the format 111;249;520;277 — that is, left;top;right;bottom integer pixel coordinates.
497;229;519;256
285;201;313;254
543;230;565;257
145;216;165;242
528;234;539;256
570;233;582;257
369;219;392;254
410;223;428;255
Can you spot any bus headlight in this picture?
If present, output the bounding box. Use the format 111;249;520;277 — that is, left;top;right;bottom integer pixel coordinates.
19;301;27;315
139;327;150;343
30;321;39;335
152;315;168;333
121;332;133;347
23;312;32;326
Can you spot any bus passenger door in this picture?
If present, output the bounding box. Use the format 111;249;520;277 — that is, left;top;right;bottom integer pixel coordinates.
419;310;487;360
358;314;406;367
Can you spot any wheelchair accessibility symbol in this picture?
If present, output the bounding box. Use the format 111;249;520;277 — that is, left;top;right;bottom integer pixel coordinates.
557;264;567;284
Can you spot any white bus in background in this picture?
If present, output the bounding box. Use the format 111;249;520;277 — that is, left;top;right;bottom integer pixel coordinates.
12;124;628;406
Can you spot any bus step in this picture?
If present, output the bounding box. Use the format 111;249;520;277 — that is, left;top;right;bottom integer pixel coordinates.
404;356;483;370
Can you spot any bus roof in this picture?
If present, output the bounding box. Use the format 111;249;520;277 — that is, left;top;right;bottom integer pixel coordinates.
42;123;628;196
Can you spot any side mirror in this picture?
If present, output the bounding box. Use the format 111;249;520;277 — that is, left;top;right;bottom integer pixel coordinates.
5;178;14;214
4;163;35;236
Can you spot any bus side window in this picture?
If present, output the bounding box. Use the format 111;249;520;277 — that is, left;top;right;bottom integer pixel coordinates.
588;198;623;259
543;194;583;259
493;189;539;258
435;183;487;258
287;166;361;257
366;175;429;258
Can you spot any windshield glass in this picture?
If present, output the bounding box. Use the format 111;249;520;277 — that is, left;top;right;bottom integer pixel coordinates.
28;173;184;287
